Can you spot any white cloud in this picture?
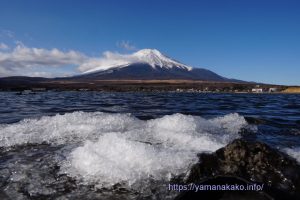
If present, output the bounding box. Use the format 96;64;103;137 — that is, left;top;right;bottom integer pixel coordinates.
0;43;9;50
25;71;55;78
116;40;137;51
0;44;87;77
0;43;160;77
78;51;140;72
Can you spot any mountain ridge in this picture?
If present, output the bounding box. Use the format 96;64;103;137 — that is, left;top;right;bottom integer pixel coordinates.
76;49;230;82
83;49;193;74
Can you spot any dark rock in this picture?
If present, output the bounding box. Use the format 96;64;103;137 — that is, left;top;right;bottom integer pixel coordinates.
176;139;300;200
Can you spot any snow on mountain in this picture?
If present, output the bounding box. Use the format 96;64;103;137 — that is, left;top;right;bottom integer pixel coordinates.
83;49;192;74
76;48;229;81
132;49;192;70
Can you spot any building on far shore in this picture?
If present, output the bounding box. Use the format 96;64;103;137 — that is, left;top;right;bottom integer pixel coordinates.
269;88;278;93
252;88;263;93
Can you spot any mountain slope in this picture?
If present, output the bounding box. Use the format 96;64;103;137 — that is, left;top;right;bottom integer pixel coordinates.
77;63;225;81
76;49;228;81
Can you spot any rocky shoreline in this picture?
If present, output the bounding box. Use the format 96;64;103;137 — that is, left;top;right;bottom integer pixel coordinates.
1;139;299;199
175;139;300;200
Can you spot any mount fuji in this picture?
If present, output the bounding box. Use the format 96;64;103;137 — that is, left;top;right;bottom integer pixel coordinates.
75;49;229;81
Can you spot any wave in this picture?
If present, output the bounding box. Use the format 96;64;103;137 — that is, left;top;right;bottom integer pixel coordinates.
0;112;249;188
284;147;300;163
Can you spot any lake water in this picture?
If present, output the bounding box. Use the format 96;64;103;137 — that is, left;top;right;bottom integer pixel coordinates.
0;91;299;199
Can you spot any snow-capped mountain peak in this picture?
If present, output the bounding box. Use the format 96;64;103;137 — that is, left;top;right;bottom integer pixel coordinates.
133;49;192;70
78;48;227;81
83;49;192;74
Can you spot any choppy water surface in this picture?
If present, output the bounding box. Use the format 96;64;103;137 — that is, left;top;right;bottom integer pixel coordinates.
0;91;299;199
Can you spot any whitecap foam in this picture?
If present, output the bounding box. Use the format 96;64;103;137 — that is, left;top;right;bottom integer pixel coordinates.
284;147;300;163
61;133;190;187
0;112;250;188
0;112;137;147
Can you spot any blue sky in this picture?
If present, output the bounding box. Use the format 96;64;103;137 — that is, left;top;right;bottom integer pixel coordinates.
0;0;299;85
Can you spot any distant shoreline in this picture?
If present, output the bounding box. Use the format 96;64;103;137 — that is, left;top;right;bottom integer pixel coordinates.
1;78;299;93
2;90;299;94
282;87;300;93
